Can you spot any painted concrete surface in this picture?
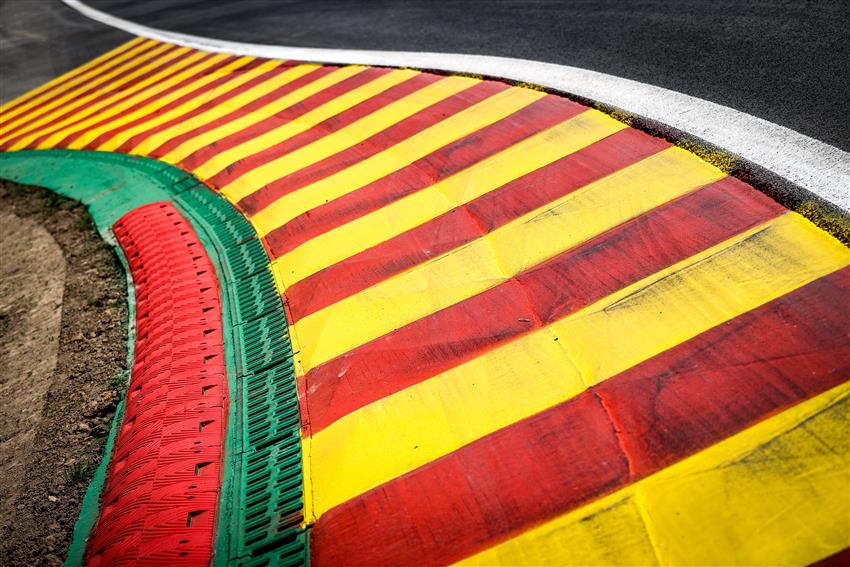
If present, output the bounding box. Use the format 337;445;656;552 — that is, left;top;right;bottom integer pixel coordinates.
2;38;847;565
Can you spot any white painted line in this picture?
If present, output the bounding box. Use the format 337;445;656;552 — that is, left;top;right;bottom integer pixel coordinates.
64;0;849;211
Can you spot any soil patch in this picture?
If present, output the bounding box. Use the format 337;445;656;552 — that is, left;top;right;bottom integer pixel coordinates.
0;179;127;565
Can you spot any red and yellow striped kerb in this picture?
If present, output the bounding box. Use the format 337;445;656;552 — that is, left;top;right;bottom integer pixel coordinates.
1;37;848;565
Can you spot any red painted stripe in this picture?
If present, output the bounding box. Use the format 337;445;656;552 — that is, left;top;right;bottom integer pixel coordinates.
145;65;348;160
258;95;584;252
53;54;238;149
87;202;228;566
81;57;267;151
206;72;439;192
114;59;307;154
20;49;204;150
0;39;155;130
0;43;182;149
301;178;785;434
284;128;669;323
235;80;510;214
810;548;850;567
183;66;408;176
311;267;850;567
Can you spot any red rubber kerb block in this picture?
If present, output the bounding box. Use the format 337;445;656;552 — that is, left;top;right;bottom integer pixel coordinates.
86;202;229;567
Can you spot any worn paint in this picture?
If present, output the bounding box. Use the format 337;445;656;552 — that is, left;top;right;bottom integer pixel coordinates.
458;382;850;566
2;36;848;566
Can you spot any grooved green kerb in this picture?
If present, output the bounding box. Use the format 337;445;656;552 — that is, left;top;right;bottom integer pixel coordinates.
0;150;308;567
172;177;306;567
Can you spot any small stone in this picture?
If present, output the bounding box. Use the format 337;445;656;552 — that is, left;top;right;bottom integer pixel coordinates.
48;495;58;502
76;422;91;433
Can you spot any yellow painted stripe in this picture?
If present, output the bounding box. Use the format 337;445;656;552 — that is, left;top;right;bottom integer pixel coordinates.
0;41;175;145
90;57;284;153
114;61;318;156
459;381;850;566
29;50;226;150
0;37;149;129
272;110;624;291
291;144;721;371
65;55;253;151
218;75;480;203
150;65;367;164
195;68;420;181
305;212;850;518
9;46;202;151
246;86;547;230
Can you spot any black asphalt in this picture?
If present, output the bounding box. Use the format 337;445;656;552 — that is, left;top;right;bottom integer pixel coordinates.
84;0;850;151
2;1;848;151
0;0;131;104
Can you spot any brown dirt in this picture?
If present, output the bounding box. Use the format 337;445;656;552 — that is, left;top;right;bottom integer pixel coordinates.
0;179;127;566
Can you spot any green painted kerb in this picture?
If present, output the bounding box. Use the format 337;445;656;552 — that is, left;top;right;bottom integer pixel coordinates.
0;150;308;567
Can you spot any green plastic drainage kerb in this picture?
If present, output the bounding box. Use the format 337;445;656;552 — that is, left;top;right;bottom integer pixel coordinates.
0;150;308;567
173;177;307;567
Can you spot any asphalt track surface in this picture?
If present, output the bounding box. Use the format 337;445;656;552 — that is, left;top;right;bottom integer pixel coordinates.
79;0;850;152
0;1;131;103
